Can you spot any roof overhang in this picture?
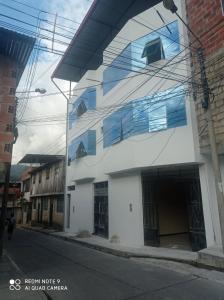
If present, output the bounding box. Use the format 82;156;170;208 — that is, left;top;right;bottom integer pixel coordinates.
52;0;161;82
0;27;35;80
18;154;64;164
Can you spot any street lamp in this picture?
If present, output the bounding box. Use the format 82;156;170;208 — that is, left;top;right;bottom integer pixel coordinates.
163;0;177;13
16;88;47;94
34;88;47;94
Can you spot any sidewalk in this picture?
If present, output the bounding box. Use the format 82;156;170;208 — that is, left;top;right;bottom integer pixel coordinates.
0;252;46;300
20;225;198;264
21;225;224;271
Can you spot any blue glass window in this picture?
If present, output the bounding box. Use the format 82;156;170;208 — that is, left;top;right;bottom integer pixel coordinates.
142;37;165;65
69;87;96;129
68;130;96;161
103;86;187;148
103;21;180;95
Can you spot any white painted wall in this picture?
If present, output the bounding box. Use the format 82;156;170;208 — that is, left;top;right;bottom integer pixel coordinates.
68;182;94;234
64;0;222;252
109;173;144;247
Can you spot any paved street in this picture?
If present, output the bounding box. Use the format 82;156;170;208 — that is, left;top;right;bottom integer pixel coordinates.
4;228;224;300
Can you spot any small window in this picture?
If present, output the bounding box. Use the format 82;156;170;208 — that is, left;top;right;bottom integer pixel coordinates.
76;141;87;158
38;172;42;183
32;175;36;184
33;199;36;209
9;88;16;95
55;165;59;175
67;185;75;191
43;199;48;210
142;37;165;65
56;198;64;213
8;105;14;113
11;70;17;79
4;143;11;152
46;168;50;180
6;124;13;132
76;101;87;117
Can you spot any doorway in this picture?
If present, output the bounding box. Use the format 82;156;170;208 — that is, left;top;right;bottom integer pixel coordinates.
49;199;53;226
142;166;206;251
94;182;108;238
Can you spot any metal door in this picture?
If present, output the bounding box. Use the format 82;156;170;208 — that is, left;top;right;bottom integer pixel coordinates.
94;182;108;238
142;178;159;246
186;179;206;251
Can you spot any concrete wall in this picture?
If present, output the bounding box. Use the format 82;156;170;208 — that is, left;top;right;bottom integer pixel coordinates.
69;183;94;234
64;0;222;251
109;173;144;246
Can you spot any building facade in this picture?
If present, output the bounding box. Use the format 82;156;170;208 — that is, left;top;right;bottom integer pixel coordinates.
29;157;65;229
0;27;35;167
53;0;223;252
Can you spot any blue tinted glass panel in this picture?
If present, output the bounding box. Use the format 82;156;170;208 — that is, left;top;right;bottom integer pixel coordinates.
69;87;96;129
103;86;187;148
103;21;180;94
167;97;187;128
68;130;96;161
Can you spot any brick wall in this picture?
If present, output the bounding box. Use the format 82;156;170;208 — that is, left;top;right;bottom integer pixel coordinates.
0;55;19;163
185;0;224;153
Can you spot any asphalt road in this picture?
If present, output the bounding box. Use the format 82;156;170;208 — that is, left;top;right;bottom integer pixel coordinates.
4;228;224;300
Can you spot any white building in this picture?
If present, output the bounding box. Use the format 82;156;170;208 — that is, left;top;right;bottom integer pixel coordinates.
52;0;223;252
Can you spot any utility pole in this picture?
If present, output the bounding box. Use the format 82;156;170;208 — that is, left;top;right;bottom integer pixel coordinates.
163;0;224;251
0;162;11;257
197;47;224;251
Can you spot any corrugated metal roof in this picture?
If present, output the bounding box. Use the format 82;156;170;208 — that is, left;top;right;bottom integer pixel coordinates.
0;27;35;71
18;154;65;164
52;0;161;82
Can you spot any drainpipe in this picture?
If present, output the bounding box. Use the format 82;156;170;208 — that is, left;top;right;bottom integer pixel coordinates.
51;77;71;232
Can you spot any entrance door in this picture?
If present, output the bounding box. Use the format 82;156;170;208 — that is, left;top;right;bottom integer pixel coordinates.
37;201;42;223
49;199;53;227
94;182;108;238
186;179;206;251
142;178;159;246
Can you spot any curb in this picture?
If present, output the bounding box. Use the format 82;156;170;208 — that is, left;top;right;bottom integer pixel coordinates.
20;226;224;272
20;226;197;264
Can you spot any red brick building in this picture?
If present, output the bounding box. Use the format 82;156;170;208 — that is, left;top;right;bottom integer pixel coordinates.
0;28;35;166
185;0;224;152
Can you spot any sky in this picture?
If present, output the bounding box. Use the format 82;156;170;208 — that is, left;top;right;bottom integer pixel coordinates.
0;0;92;163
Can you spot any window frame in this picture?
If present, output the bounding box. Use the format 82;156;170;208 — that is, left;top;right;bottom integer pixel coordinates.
9;88;16;95
8;105;14;114
4;143;11;152
56;197;64;213
38;172;42;183
43;198;48;210
142;37;165;65
5;124;13;132
46;168;50;180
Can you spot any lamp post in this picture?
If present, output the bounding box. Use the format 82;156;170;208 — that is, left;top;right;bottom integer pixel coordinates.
163;0;224;251
0;88;47;257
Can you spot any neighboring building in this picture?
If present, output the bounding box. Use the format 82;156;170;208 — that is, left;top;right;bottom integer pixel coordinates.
185;0;224;154
52;0;223;252
0;27;35;169
20;166;35;224
0;164;28;222
19;154;65;229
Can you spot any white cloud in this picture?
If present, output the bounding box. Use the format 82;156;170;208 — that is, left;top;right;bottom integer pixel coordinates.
12;0;92;163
